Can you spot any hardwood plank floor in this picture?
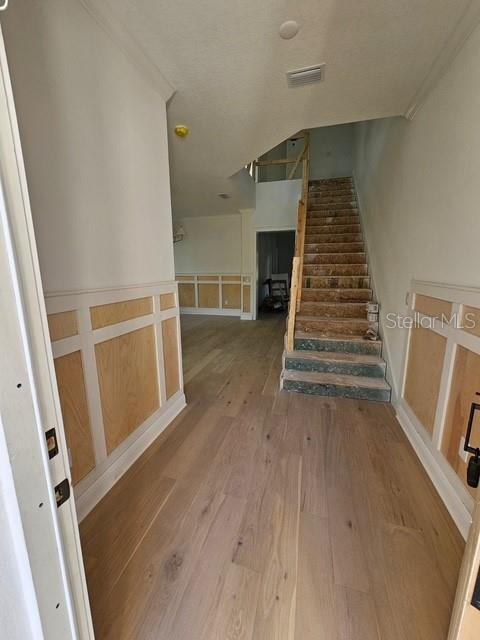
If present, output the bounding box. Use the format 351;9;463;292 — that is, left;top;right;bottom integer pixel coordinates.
80;314;464;639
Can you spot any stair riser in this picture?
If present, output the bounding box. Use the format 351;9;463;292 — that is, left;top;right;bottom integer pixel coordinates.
299;302;367;318
307;216;359;226
309;195;356;205
310;179;353;188
305;234;362;243
303;276;370;288
283;379;391;402
304;253;366;265
303;265;368;276
301;289;372;302
304;243;364;254
305;224;361;234
285;357;386;378
309;202;357;211
308;189;354;198
296;318;372;335
295;337;382;355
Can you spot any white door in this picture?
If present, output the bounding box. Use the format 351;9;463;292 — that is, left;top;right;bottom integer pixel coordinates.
0;24;94;639
449;487;480;640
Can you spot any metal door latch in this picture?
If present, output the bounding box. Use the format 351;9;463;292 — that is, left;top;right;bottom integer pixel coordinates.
54;478;70;508
45;428;59;459
464;402;480;488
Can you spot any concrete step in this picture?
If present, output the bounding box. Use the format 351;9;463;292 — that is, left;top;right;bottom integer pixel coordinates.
282;369;391;402
305;233;363;243
308;188;354;198
299;301;368;318
309;178;353;188
301;288;372;302
304;242;364;254
294;331;382;355
295;315;374;336
303;252;366;265
305;224;361;234
285;350;386;378
303;275;370;288
303;264;368;276
307;215;359;226
309;194;357;205
309;202;358;211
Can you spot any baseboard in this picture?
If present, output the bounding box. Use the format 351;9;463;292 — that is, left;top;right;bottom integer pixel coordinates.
180;307;241;317
240;312;253;321
74;392;186;521
395;401;473;539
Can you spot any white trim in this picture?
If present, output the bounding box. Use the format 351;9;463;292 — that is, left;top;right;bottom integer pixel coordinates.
395;402;473;539
180;307;241;316
405;1;480;120
77;0;175;101
75;392;186;521
241;312;253;321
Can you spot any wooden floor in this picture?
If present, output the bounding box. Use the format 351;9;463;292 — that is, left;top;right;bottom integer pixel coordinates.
80;314;464;640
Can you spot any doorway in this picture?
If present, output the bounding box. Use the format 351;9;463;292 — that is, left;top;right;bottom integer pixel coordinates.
256;230;295;315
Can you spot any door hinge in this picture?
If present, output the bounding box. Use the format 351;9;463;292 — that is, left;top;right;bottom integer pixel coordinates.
54;478;70;508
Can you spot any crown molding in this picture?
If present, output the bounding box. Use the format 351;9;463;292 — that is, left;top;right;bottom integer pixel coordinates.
78;0;175;102
405;0;480;120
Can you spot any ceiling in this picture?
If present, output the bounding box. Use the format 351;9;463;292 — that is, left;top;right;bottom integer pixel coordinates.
103;0;471;218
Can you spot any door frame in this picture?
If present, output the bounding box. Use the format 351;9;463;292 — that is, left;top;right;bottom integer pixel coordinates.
0;24;93;638
254;226;296;320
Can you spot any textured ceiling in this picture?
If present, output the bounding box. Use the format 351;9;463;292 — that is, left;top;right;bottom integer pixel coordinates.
105;0;470;217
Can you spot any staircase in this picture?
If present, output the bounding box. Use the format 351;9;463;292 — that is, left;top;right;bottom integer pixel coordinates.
282;177;391;402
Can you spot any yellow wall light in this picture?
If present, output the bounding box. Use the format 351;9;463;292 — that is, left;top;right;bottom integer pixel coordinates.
174;125;190;138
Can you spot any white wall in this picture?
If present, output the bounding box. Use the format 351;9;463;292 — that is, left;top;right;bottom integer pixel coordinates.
255;179;301;230
174;214;242;274
2;0;175;293
354;22;480;397
308;124;355;180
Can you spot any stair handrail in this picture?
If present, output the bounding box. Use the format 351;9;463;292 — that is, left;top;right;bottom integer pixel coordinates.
286;134;310;352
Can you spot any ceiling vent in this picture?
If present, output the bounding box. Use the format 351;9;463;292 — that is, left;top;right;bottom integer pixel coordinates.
286;63;325;88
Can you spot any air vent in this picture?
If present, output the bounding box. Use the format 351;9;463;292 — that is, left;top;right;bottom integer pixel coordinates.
286;63;325;88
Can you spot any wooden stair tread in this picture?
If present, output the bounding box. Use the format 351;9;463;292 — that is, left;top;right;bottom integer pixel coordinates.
282;369;390;390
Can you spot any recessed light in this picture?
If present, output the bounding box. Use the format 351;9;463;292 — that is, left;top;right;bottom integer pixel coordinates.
279;20;299;40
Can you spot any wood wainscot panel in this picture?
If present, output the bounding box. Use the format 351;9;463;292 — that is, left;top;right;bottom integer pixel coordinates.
243;285;251;313
222;283;241;309
442;346;480;495
91;297;153;330
198;283;220;308
179;283;196;307
95;326;160;454
177;275;194;281
160;293;176;311
404;327;447;434
48;310;78;342
162;317;180;399
221;275;241;282
198;275;219;281
414;294;453;320
462;306;480;337
54;351;95;484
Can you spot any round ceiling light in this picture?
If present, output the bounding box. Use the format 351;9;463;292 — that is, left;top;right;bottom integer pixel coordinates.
279;20;299;40
174;124;189;138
